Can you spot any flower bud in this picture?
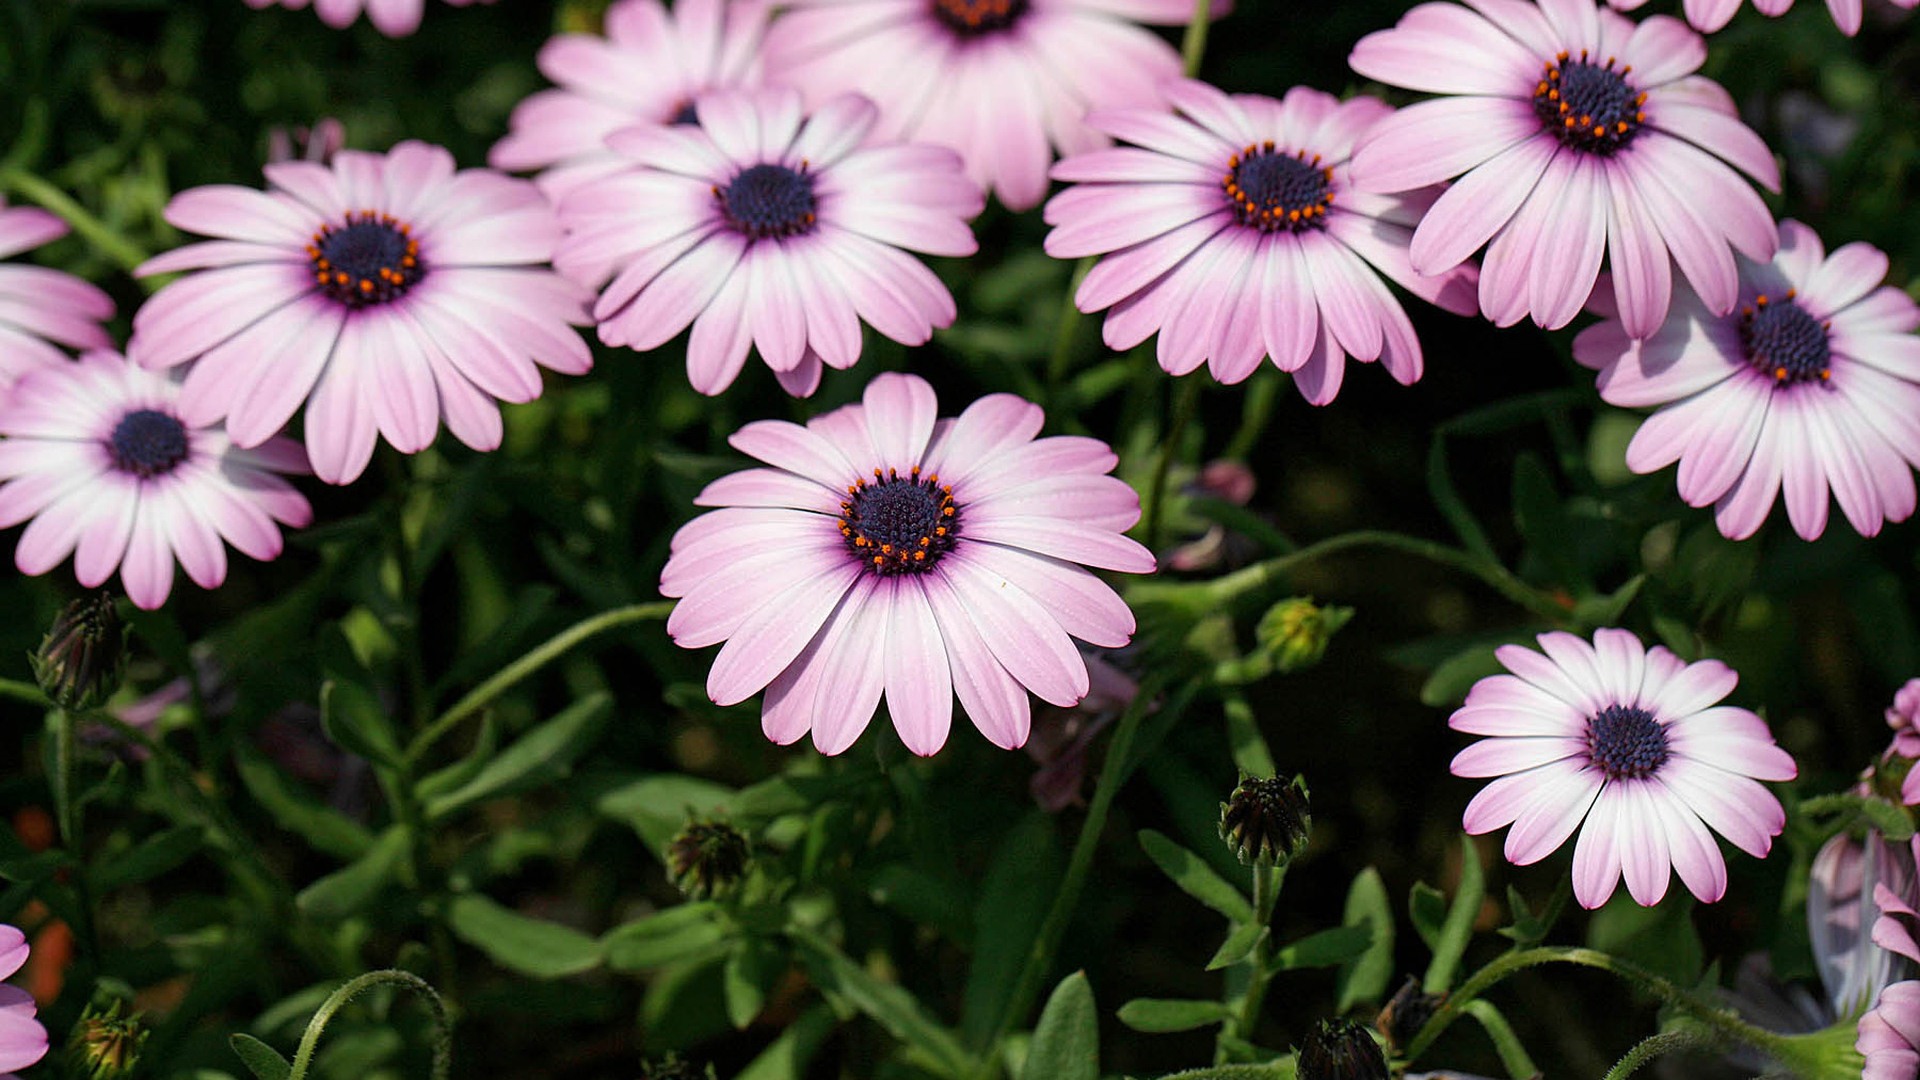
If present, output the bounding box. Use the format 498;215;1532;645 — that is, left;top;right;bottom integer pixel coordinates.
1218;774;1311;869
31;593;127;712
1297;1017;1388;1080
665;819;750;901
1375;976;1442;1054
69;1001;147;1080
1256;597;1351;674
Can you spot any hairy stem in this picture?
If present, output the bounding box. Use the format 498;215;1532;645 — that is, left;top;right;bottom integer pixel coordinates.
1204;530;1569;623
286;969;452;1080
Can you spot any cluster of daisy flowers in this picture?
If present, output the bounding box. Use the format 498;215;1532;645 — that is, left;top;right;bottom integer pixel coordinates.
0;0;1906;931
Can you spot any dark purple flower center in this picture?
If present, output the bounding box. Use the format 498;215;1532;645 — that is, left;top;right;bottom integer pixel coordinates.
1586;704;1669;781
308;211;424;308
715;163;818;240
1532;52;1645;156
669;100;700;126
930;0;1027;35
1223;144;1334;233
1739;290;1833;385
108;409;189;478
839;467;961;575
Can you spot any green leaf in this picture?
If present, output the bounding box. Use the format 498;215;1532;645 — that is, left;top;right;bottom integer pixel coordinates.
1587;892;1703;990
235;749;375;860
319;678;402;767
602;903;729;971
1420;646;1505;709
1427;433;1498;562
1138;830;1253;923
1272;925;1373;970
1223;696;1275;779
294;826;409;920
1573;575;1645;629
92;825;203;890
1334;867;1394;1012
1205;923;1267;972
596;775;736;855
736;1005;838;1080
229;1034;291;1080
1408;882;1446;952
1145;1065;1295;1080
424;693;612;819
724;937;778;1029
788;925;971;1076
414;713;498;801
1023;972;1098;1080
1114;998;1233;1033
1424;834;1486;994
446;893;604;978
962;814;1060;1045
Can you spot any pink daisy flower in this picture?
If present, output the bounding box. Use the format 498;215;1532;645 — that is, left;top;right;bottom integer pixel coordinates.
555;89;982;398
1450;627;1795;909
0;925;45;1079
1348;0;1781;339
660;372;1152;755
1867;858;1920;1080
1042;80;1478;401
127;141;593;485
0;352;313;610
241;0;494;37
490;0;768;201
762;0;1213;211
1573;220;1920;542
0;199;114;394
1607;0;1920;36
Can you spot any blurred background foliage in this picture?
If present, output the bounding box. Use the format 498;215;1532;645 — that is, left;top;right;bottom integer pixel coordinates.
1;0;1919;1077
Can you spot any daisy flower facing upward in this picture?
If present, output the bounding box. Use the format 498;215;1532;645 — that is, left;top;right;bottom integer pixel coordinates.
241;0;494;37
557;90;983;397
763;0;1216;210
1349;0;1780;339
1607;0;1920;36
1575;220;1920;541
1044;80;1478;402
661;373;1153;755
489;0;768;201
0;352;313;609
1450;628;1795;909
128;141;593;485
0;198;114;394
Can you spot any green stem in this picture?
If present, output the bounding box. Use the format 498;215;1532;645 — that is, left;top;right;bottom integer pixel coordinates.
406;601;673;763
970;679;1197;1077
1601;1029;1717;1080
1045;257;1095;399
1221;863;1283;1057
1143;376;1203;551
1202;530;1569;623
1180;0;1212;76
286;969;452;1080
0;169;149;272
0;677;50;707
1404;947;1791;1066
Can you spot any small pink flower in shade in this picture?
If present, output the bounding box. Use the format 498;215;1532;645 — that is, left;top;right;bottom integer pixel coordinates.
556;90;983;398
1607;0;1920;36
1573;220;1920;542
1348;0;1781;339
127;141;593;485
660;373;1153;755
240;0;493;37
1890;678;1920;756
1043;80;1478;401
0;199;114;394
1449;628;1796;909
762;0;1216;211
1860;983;1920;1080
0;352;313;609
0;924;45;1078
489;0;768;201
